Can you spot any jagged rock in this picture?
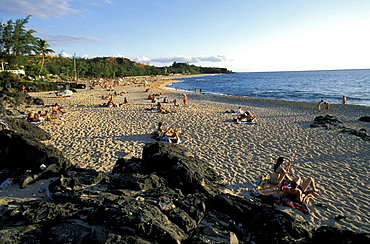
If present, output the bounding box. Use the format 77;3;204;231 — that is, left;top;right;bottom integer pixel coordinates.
308;226;370;243
342;128;370;141
359;116;370;122
140;141;223;195
0;225;43;244
0;140;368;243
0;129;71;186
310;115;343;129
0;90;44;116
1;116;51;141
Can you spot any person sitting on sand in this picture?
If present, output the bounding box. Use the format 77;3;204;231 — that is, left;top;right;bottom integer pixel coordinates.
52;103;65;114
163;97;169;103
237;107;244;115
245;111;258;123
172;99;179;105
269;157;293;185
107;98;117;107
27;112;38;122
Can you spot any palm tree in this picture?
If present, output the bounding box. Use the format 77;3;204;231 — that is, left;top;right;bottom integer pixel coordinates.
34;38;55;77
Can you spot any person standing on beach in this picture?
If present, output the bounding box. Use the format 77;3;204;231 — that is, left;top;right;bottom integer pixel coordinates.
182;93;187;105
324;102;330;114
342;96;347;104
316;100;324;113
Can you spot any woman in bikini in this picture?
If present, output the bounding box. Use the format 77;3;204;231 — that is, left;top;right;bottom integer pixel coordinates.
269;157;293;185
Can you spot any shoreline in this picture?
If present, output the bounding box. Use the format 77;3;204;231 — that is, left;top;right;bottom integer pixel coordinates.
2;75;370;233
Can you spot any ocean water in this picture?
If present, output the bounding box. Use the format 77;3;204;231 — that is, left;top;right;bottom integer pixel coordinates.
167;69;370;106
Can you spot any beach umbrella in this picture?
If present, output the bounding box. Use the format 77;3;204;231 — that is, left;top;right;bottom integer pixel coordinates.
62;89;73;96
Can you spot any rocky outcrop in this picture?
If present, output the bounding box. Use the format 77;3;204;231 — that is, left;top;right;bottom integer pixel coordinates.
0;90;44;116
1;116;51;141
1;139;369;243
359;116;370;122
310;114;343;129
311;115;370;141
0;129;71;187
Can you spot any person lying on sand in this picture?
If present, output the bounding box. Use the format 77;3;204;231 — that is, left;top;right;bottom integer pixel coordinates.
281;178;319;203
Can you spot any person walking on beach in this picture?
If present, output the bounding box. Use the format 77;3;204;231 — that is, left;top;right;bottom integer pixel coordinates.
324;102;330;114
316;100;324;113
182;93;187;105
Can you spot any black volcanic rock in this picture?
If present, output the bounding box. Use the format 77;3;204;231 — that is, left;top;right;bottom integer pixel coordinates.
0;90;44;116
0;140;369;243
1;116;51;141
0;129;71;186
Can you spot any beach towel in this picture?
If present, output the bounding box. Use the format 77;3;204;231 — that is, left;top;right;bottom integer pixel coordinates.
280;187;314;214
240;121;258;125
251;175;313;214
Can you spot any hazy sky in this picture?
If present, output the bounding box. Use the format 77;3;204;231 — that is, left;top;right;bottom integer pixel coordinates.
1;0;370;72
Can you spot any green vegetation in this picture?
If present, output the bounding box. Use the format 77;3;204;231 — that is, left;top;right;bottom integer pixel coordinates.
1;16;232;91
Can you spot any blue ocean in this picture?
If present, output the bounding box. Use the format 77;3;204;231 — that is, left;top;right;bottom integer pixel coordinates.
168;69;370;106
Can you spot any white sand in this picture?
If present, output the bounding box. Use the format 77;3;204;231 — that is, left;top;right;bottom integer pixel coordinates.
3;75;370;233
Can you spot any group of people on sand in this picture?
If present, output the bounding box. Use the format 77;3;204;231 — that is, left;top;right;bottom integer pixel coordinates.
147;92;187;106
101;93;129;107
269;156;319;203
316;96;348;113
233;107;258;123
25;103;65;123
147;102;177;114
316;100;330;113
151;122;185;143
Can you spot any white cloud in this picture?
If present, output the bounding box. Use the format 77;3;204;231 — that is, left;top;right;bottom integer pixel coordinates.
148;55;228;64
132;56;151;63
0;0;79;19
113;53;128;58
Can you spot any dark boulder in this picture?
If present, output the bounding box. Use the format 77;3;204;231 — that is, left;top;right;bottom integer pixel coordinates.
0;90;44;116
359;116;370;122
0;129;71;186
1;116;51;141
310;115;343;129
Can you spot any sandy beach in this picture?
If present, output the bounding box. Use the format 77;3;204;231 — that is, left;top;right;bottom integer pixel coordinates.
5;74;370;233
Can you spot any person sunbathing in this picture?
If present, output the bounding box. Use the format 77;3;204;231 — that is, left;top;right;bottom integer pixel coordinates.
52;103;65;114
245;111;258;122
281;181;302;202
44;111;52;121
269;157;293;185
27;112;39;122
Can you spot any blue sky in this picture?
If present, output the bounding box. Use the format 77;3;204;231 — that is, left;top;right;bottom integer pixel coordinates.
1;0;370;72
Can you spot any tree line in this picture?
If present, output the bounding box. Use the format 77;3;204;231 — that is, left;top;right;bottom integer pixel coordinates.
1;16;231;82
